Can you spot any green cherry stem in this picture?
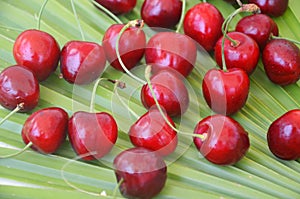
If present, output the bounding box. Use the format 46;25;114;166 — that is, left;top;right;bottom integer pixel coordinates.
37;0;49;30
272;35;300;46
0;103;24;126
202;0;207;3
144;65;205;140
0;142;33;159
70;0;86;41
116;20;147;85
236;0;243;6
112;178;124;199
91;0;123;24
175;0;186;33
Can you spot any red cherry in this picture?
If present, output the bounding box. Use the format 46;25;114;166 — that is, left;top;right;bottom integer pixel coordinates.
102;24;146;72
60;41;106;85
214;32;260;75
0;65;39;112
21;107;68;154
94;0;136;15
129;108;177;156
202;68;250;115
183;3;224;52
267;109;300;160
68;111;118;160
262;39;300;86
141;69;189;117
145;32;197;77
194;114;250;165
141;0;182;28
235;14;279;49
13;29;60;81
248;0;289;17
113;147;167;199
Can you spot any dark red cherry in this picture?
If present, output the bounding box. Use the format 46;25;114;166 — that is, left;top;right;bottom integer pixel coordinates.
141;0;182;28
60;41;106;85
21;107;68;154
248;0;289;17
183;2;224;52
194;114;250;165
0;65;39;112
102;24;146;72
236;14;279;49
94;0;136;15
141;69;189;117
202;68;250;115
113;147;167;199
214;32;260;75
13;29;60;81
145;32;197;77
262;39;300;86
68;111;118;160
267;109;300;160
129;108;177;156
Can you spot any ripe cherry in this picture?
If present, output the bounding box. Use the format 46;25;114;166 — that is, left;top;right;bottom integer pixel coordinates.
0;65;39;112
68;111;118;160
194;114;250;165
141;0;182;28
267;109;300;160
60;41;106;84
141;69;189;117
145;32;197;77
235;13;279;49
113;147;167;199
129;108;177;156
94;0;136;15
202;68;250;115
13;29;60;81
102;24;146;72
214;31;260;75
248;0;289;17
183;2;224;52
262;39;300;86
21;107;68;154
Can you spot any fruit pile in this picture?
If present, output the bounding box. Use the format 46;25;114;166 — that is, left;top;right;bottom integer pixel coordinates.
0;0;300;198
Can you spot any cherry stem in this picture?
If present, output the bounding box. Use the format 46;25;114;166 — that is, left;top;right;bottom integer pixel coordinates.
0;142;33;159
91;0;122;24
144;65;205;140
175;0;186;33
0;103;24;126
272;35;300;46
115;20;147;85
112;178;124;199
236;0;243;6
37;0;49;30
71;0;86;41
202;0;207;3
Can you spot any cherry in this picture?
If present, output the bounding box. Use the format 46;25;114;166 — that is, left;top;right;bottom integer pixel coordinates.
13;29;60;81
145;32;197;77
214;31;260;75
60;41;106;85
267;109;300;160
194;114;250;165
94;0;136;15
141;69;189;117
248;0;289;17
21;107;68;154
262;38;300;86
0;65;39;112
235;13;279;49
68;111;118;160
183;2;224;52
141;0;182;28
129;108;177;156
202;68;250;115
113;147;167;199
102;23;146;72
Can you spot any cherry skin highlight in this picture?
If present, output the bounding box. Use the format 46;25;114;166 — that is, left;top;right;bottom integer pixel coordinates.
94;0;136;15
21;107;68;154
60;41;106;85
13;29;60;81
113;147;167;199
0;65;39;112
194;114;250;165
248;0;289;17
